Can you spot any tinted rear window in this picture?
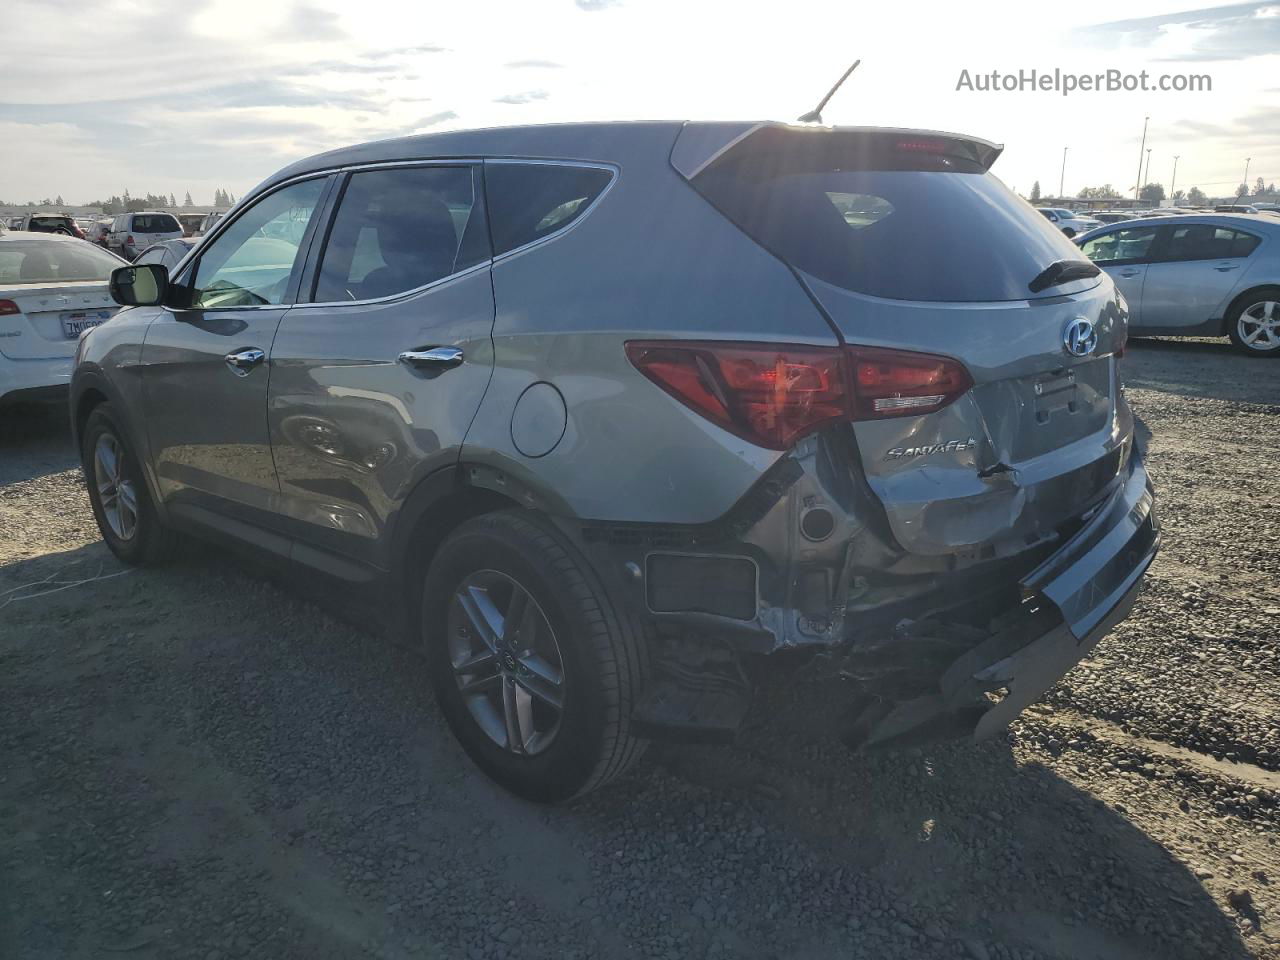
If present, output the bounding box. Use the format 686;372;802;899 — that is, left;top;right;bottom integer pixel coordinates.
484;163;612;256
0;240;122;284
132;214;180;233
29;216;73;231
692;135;1084;302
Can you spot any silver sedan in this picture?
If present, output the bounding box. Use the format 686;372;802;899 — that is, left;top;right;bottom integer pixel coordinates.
1077;213;1280;355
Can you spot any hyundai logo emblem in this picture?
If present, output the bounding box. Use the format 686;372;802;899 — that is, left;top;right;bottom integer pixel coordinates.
1063;317;1098;357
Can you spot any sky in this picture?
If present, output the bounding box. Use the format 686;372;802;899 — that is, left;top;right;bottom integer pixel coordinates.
2;0;1277;206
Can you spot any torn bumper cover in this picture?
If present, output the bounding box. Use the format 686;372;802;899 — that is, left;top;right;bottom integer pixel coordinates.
844;448;1160;750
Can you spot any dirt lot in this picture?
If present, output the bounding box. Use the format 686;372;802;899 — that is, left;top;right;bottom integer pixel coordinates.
2;337;1278;960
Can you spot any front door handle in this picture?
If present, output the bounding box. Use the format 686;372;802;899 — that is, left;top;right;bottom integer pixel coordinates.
398;346;464;369
224;347;266;377
1214;263;1239;272
1117;269;1140;278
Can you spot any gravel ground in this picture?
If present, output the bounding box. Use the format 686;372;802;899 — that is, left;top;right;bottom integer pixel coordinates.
2;337;1278;960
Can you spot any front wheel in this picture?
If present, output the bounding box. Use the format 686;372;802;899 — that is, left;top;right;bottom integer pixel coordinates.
1227;288;1280;356
421;511;647;802
82;403;174;565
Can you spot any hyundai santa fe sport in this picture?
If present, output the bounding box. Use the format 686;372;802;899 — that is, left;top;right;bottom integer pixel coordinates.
71;121;1159;802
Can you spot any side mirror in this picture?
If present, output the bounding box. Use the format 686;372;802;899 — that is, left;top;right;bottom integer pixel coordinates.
109;263;168;307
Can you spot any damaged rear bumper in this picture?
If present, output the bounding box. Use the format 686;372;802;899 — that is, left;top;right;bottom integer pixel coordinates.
844;447;1159;749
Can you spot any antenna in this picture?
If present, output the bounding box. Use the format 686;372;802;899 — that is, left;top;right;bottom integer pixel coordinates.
797;60;861;124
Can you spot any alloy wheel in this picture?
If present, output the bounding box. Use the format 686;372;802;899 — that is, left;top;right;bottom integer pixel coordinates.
93;433;138;541
1238;300;1280;351
447;570;565;756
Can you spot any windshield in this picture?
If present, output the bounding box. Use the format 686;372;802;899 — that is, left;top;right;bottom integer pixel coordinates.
0;240;122;284
694;161;1084;302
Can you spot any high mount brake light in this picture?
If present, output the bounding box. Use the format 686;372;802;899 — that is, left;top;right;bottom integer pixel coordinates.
895;139;951;154
625;341;973;450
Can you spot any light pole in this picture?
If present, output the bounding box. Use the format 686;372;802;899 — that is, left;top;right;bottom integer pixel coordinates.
1134;116;1149;202
1060;146;1068;199
1170;155;1180;201
1143;148;1152;195
1244;157;1252;195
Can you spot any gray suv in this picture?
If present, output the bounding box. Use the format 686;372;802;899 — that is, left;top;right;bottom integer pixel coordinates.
71;122;1159;801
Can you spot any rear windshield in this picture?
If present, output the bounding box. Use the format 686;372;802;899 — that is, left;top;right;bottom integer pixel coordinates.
132;214;180;233
692;133;1085;302
0;240;122;284
29;216;74;231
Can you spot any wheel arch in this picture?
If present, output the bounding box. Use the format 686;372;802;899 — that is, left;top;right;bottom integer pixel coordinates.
1221;283;1280;336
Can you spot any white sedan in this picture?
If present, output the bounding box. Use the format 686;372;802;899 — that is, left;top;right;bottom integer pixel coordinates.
0;233;127;407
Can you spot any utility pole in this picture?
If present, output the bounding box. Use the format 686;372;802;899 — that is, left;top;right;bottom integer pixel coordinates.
1134;116;1149;202
1244;157;1252;193
1143;148;1152;193
1060;146;1068;199
1170;155;1180;200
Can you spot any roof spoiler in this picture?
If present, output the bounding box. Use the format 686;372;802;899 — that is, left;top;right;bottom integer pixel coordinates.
671;122;1004;180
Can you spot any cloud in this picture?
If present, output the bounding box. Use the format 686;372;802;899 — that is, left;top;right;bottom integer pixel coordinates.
1076;2;1280;61
415;110;458;127
284;3;347;42
493;90;550;104
575;0;622;9
505;59;565;69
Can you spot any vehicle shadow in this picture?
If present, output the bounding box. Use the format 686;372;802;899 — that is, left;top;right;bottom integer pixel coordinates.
0;404;79;486
1122;338;1280;406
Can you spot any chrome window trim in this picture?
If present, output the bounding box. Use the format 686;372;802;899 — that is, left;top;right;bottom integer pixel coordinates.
295;259;491;310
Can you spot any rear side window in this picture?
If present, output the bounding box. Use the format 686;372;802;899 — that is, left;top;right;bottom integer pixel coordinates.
691;133;1083;302
484;162;612;256
1163;225;1260;262
132;214;180;233
313;165;486;303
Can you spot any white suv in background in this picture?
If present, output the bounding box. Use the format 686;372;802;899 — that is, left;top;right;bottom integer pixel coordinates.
1037;207;1102;238
105;211;183;261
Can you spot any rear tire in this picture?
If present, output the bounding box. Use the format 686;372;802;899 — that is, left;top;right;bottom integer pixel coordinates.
82;403;174;566
1226;287;1280;356
421;510;647;802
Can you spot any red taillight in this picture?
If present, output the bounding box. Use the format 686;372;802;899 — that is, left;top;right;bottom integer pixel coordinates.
125;234;135;245
0;299;20;316
847;346;973;419
625;341;972;450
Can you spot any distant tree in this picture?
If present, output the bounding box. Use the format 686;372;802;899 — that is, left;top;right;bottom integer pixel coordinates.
1030;180;1041;201
1256;177;1266;196
183;190;193;207
228;192;236;205
1139;182;1165;203
1236;183;1249;197
1187;186;1207;205
54;194;64;206
123;188;131;202
1078;185;1117;199
1171;189;1186;203
169;193;177;207
1268;182;1277;194
40;197;51;206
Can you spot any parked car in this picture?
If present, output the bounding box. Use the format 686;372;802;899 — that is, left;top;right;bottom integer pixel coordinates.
133;237;198;274
1036;207;1102;237
0;233;126;406
16;212;86;238
105;211;183;261
6;217;24;230
196;211;225;236
1089;211;1138;224
1077;213;1280;355
74;122;1159;801
176;213;206;237
84;220;113;246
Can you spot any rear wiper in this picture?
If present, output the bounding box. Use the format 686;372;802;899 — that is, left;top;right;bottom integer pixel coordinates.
1028;259;1101;294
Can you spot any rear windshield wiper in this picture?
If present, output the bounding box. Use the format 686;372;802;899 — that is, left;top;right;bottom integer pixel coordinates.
1028;259;1101;294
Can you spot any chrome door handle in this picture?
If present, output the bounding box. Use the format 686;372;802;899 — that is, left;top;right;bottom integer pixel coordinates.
224;347;266;377
398;346;464;368
1117;269;1140;277
1214;264;1239;272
